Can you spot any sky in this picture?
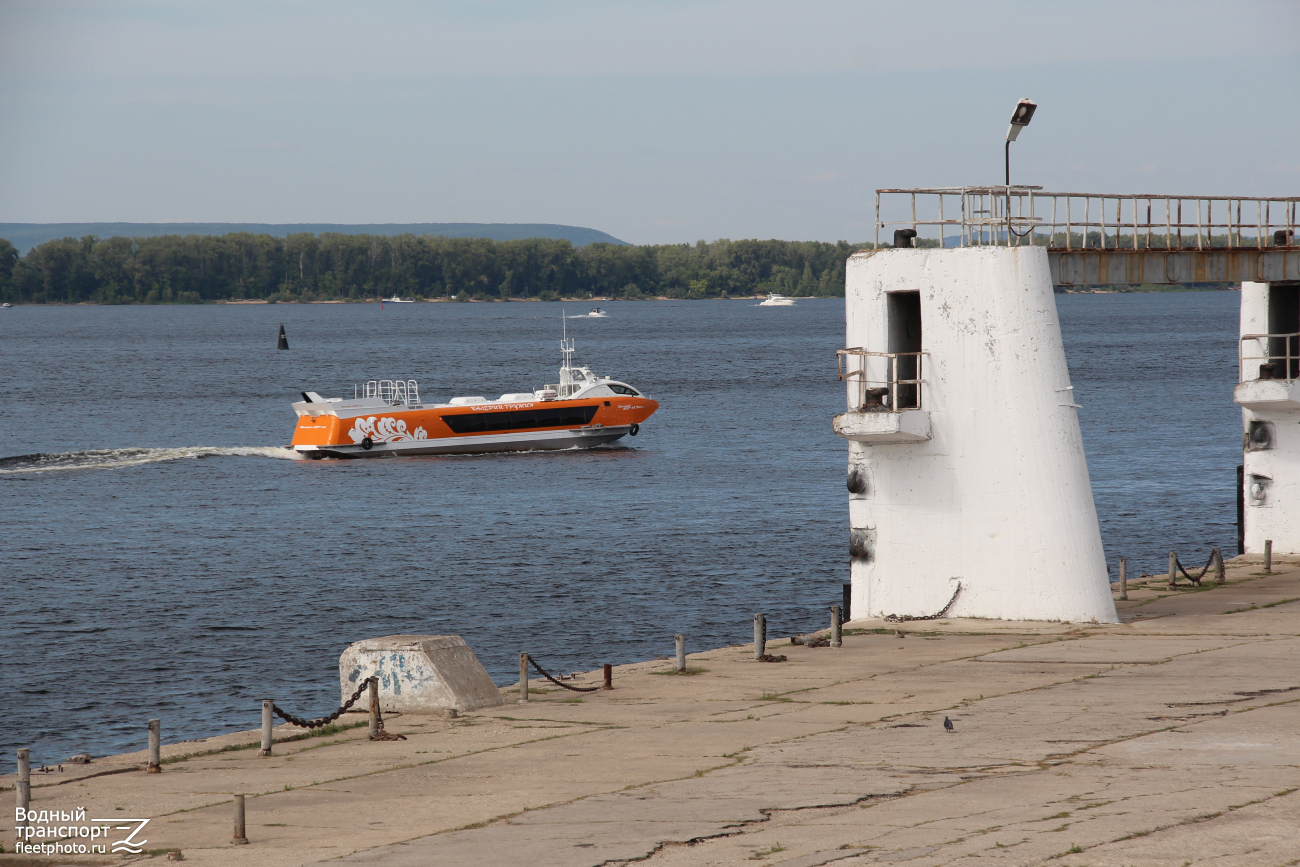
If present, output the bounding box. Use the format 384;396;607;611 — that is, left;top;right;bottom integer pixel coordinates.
2;0;1298;245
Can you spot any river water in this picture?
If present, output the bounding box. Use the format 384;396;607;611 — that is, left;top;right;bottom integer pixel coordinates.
0;293;1241;769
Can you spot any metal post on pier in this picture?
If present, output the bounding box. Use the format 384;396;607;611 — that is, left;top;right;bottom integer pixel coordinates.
1119;557;1128;600
367;679;380;740
674;634;686;673
518;653;529;703
1213;547;1225;584
16;748;31;815
258;700;273;757
1265;540;1273;573
753;613;767;660
831;605;843;647
147;719;161;773
1167;552;1178;590
1238;465;1246;556
231;794;249;845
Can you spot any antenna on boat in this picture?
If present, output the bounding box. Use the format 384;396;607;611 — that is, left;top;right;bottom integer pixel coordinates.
560;309;574;358
559;309;577;396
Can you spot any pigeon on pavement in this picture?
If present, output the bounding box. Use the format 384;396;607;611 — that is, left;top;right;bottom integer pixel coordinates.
943;716;954;732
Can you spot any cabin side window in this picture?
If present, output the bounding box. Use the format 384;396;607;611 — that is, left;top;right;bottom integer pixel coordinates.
441;405;598;434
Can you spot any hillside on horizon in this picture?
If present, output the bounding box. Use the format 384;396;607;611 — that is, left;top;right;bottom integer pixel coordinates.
0;222;628;254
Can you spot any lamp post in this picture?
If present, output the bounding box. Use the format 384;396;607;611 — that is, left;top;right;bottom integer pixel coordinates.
1005;98;1037;187
1004;98;1037;243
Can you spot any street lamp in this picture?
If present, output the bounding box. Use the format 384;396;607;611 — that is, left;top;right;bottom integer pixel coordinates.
1004;98;1037;186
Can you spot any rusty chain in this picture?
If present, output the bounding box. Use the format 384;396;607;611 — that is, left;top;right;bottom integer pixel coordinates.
271;676;375;729
527;656;603;692
369;712;406;741
1173;550;1219;586
884;582;962;623
271;675;407;740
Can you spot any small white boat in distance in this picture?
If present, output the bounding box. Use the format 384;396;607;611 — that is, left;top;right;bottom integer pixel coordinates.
384;296;415;303
0;303;12;308
588;308;608;317
759;293;795;306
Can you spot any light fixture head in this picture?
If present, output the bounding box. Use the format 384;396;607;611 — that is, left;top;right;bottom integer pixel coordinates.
1005;98;1037;142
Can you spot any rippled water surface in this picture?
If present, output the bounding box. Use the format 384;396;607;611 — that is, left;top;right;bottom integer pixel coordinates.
0;293;1241;768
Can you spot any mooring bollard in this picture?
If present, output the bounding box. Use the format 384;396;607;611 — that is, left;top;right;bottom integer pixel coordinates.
831;605;843;647
258;700;273;757
148;719;161;773
603;663;613;690
231;794;249;845
16;748;31;814
367;678;380;739
1213;547;1225;584
1119;556;1128;600
675;634;686;672
753;613;767;660
842;583;852;622
1167;551;1178;590
1265;539;1273;573
518;653;529;703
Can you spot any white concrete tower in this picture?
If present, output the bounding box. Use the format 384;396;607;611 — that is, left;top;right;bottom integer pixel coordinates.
1236;281;1300;554
835;245;1118;623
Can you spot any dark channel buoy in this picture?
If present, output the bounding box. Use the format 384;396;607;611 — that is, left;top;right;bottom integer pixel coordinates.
277;324;289;350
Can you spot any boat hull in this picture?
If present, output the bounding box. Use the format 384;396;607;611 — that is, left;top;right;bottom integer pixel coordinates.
296;425;634;458
290;395;658;458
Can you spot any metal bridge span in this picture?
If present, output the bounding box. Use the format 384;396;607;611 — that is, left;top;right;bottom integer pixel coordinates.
876;188;1300;286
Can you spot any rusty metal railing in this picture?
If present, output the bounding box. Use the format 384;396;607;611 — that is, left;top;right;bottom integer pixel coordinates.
837;349;925;411
1240;333;1300;382
875;188;1300;252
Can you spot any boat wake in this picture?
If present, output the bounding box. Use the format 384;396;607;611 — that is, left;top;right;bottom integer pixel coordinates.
0;446;300;475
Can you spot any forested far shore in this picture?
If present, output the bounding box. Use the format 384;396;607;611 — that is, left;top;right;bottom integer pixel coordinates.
0;232;873;304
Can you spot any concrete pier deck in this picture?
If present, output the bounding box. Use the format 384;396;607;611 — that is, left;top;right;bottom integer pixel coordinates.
6;556;1300;866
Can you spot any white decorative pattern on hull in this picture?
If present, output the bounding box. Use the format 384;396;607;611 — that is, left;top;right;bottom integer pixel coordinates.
349;416;428;444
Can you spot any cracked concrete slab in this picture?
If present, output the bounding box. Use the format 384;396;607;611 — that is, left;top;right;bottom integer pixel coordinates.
4;559;1299;866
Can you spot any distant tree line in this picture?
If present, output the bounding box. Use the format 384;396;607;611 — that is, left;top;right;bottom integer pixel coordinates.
0;233;873;304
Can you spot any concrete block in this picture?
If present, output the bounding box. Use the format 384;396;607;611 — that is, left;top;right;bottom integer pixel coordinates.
339;635;504;713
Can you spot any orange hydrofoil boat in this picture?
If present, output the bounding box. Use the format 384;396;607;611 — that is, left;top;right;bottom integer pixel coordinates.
290;337;658;458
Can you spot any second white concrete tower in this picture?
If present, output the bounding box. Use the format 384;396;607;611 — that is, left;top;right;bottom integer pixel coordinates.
1236;280;1300;555
835;245;1118;623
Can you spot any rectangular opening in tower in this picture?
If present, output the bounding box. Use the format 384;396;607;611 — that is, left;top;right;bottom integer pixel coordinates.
1267;283;1299;380
887;291;922;409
